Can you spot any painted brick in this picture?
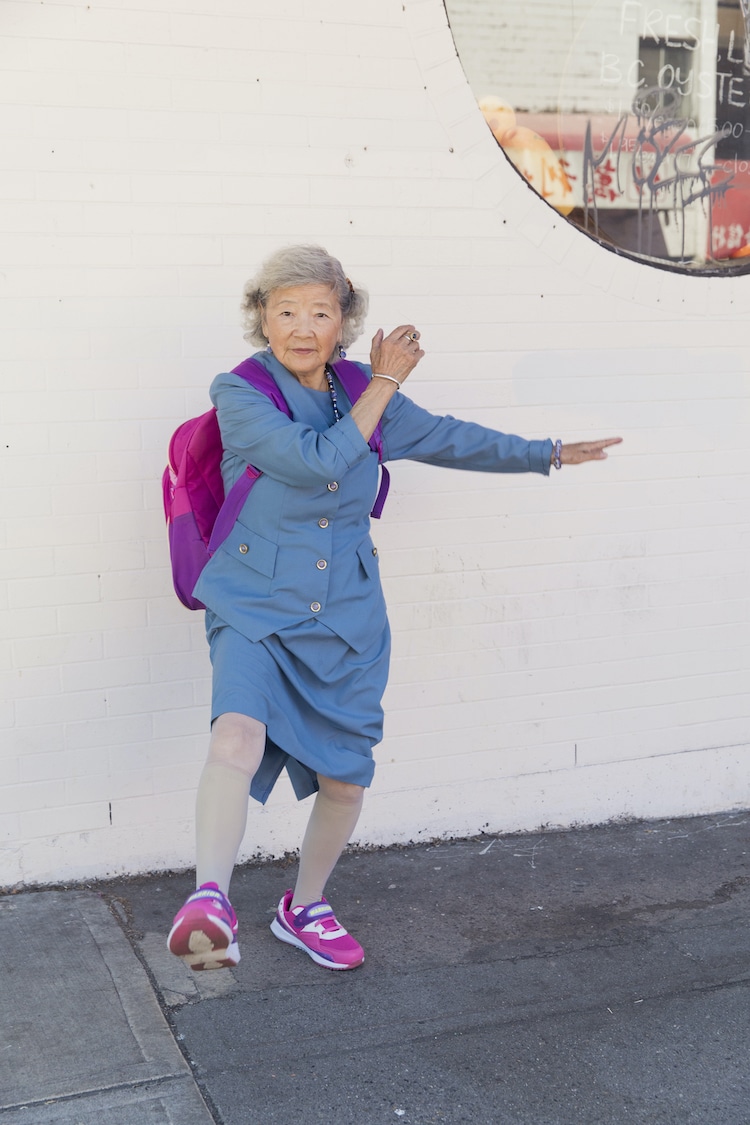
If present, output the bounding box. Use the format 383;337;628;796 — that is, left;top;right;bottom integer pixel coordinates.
64;713;153;752
12;632;103;670
8;573;100;612
152;706;212;740
0;780;62;816
14;687;106;728
148;650;213;684
112;791;194;829
0;812;21;843
0;547;55;583
53;600;147;638
47;420;142;454
20;801;111;840
61;656;150;695
104;679;194;717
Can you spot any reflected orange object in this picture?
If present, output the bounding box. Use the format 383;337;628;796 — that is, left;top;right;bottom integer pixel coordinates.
479;96;575;216
478;96;516;144
729;242;750;258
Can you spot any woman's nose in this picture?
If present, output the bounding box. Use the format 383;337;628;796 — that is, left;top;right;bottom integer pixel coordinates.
294;316;314;336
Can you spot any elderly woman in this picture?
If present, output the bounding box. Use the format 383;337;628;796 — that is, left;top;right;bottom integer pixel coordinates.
167;244;620;972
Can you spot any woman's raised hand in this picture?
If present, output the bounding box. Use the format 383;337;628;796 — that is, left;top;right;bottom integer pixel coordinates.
557;437;623;465
370;324;425;386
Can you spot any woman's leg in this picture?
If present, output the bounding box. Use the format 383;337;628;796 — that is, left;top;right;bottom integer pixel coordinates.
291;776;364;907
195;712;266;895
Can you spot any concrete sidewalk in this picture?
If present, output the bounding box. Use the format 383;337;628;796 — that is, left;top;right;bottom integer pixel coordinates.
1;812;749;1124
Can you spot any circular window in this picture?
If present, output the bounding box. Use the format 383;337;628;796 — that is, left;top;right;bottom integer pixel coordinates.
446;0;750;274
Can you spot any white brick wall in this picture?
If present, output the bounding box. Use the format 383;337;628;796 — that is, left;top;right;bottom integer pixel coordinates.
1;0;748;885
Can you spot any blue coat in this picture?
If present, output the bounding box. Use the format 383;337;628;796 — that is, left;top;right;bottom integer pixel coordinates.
193;351;553;651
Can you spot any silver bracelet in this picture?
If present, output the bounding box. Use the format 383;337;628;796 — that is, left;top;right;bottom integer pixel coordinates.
372;373;402;387
553;439;562;470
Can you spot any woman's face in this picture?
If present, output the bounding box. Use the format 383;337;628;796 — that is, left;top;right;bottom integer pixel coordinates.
261;283;344;388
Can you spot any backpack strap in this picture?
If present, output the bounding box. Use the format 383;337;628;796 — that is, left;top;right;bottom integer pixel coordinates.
232;356;291;415
207;463;260;555
207;358;294;553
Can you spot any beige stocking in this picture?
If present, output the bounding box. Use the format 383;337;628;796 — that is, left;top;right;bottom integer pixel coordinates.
291;777;364;908
195;713;266;895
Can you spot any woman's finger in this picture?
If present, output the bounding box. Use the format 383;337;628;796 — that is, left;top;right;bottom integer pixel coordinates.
559;437;622;465
384;324;418;345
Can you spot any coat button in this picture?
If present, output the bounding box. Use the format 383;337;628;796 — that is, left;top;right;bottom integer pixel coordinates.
327;481;339;492
310;601;322;613
318;517;329;528
316;559;327;570
238;543;249;554
372;547;378;557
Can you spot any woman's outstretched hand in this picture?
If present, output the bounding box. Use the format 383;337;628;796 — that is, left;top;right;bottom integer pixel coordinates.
370;324;425;386
557;437;623;466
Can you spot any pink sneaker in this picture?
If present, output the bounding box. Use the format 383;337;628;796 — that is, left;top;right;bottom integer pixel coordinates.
167;882;240;971
270;889;364;970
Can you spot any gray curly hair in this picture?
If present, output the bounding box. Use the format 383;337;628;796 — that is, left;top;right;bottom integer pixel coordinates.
241;244;369;349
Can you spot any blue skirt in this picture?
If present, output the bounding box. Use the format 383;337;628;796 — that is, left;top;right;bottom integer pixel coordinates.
206;612;391;804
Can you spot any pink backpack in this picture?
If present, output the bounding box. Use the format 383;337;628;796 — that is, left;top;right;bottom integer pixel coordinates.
163;357;389;609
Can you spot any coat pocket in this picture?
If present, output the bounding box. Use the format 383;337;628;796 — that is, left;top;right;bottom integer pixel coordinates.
356;539;380;583
221;523;278;579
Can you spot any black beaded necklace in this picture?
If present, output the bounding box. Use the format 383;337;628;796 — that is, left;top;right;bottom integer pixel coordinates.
324;366;341;421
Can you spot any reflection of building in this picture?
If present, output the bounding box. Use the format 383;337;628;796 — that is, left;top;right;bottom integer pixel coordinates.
448;0;750;267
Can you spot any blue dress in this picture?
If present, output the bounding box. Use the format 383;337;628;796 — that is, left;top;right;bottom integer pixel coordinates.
195;352;553;805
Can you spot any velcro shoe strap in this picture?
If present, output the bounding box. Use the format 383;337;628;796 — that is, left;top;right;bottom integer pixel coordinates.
293;901;334;929
188;888;224;906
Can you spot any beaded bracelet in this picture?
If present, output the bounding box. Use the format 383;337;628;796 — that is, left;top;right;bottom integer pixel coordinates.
553;439;563;470
372;373;402;387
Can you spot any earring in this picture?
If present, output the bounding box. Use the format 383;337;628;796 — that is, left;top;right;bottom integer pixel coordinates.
266;343;272;352
338;344;346;359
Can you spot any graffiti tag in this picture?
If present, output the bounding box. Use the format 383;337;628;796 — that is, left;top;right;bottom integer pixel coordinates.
583;87;735;259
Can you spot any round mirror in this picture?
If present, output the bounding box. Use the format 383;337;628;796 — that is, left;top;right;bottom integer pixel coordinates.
446;0;750;273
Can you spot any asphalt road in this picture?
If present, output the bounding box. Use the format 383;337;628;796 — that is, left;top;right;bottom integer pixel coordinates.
103;813;750;1125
